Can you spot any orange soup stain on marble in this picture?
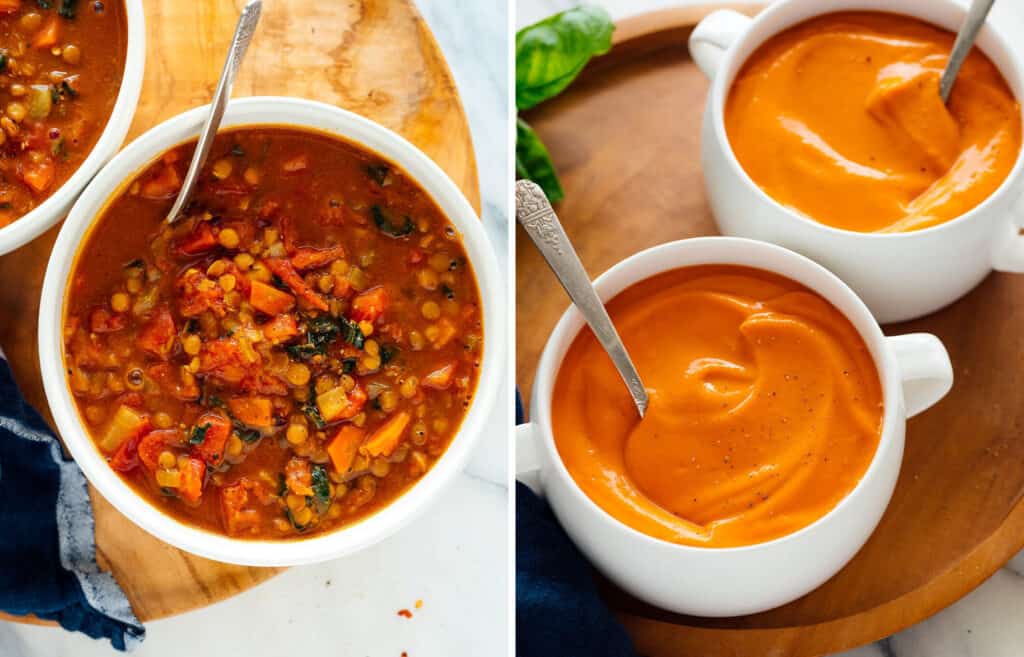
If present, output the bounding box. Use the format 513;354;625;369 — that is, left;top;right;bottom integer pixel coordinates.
551;266;883;547
725;11;1021;233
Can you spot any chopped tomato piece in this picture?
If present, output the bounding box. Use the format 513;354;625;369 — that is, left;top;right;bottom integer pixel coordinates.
189;412;233;466
240;372;289;396
249;280;295;315
137;307;176;359
174;223;218;257
109;433;141;473
264;258;327;311
177;269;227;317
327;425;364;473
32;17;59;49
361;412;411;458
261;314;298;342
178;457;206;504
290;245;346;271
285;457;313;496
89;307;127;333
197;338;258;385
138;429;185;471
350;286;389;323
140;163;181;199
220;479;264;535
423;363;456;390
21;157;55;194
228;397;273;427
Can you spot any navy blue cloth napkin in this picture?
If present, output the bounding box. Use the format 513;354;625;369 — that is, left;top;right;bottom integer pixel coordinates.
0;353;144;650
515;390;638;657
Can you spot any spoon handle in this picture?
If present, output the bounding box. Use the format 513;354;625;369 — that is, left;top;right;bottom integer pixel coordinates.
165;0;263;224
940;0;995;102
515;180;649;418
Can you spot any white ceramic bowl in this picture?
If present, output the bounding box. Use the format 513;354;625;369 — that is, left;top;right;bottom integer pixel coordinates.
0;0;145;256
39;97;507;566
691;0;1024;323
517;237;953;617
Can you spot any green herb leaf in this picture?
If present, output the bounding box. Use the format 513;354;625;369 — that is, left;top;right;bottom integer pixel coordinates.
37;0;52;9
277;473;287;496
379;344;398;365
188;423;211;445
231;144;245;157
0;55;8;74
284;508;308;532
286;315;344;360
124;258;145;269
302;381;326;429
231;418;262;443
341;357;357;373
338;318;365;349
51;137;67;160
515;5;613;111
311;465;330;508
371;205;415;238
516;118;564;202
58;0;77;19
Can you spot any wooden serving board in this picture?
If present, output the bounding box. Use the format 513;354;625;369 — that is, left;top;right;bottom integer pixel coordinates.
0;0;478;623
516;5;1024;656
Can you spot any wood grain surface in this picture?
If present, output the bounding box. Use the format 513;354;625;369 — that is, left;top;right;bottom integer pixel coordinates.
516;6;1024;655
0;0;478;623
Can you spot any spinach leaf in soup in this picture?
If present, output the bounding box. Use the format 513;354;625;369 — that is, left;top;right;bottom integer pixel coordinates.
515;6;614;111
516;118;564;202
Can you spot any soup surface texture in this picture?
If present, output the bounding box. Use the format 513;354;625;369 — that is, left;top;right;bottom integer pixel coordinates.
65;127;483;539
0;0;127;225
725;11;1021;233
552;266;883;547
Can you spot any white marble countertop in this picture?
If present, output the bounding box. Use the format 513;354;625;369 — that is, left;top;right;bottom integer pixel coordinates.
518;1;1024;656
0;1;510;656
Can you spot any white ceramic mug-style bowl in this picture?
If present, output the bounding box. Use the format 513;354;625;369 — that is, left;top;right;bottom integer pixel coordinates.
38;96;507;566
0;0;145;256
690;0;1024;324
517;237;953;617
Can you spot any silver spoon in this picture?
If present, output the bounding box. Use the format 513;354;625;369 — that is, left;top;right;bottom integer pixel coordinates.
940;0;996;103
165;0;262;224
515;180;649;418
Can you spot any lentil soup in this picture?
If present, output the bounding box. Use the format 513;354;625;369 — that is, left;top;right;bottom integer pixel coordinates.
63;126;483;539
0;0;127;225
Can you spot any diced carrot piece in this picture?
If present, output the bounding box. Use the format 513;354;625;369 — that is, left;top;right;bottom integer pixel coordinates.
32;17;59;49
138;429;184;471
0;0;21;15
140;164;181;199
174;223;217;256
264;258;327;311
249;280;295;315
178;457;206;504
189;412;232;466
361;411;410;458
21;157;54;193
137;307;176;359
350;286;389;323
228;397;273;427
290;245;346;271
261;313;298;342
327;425;364;473
423;363;456;390
98;405;149;453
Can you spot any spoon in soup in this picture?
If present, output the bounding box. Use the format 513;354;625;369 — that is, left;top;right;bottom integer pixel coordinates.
939;0;996;102
515;180;649;418
165;0;262;224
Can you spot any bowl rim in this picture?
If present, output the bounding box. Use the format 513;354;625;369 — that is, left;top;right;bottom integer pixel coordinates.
0;0;146;257
706;0;1024;241
38;96;506;566
529;236;904;555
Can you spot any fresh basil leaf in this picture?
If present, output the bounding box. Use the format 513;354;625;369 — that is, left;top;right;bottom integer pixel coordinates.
515;5;613;111
516;118;564;202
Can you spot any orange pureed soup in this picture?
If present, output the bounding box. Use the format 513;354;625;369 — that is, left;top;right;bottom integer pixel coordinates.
725;12;1022;233
551;266;884;547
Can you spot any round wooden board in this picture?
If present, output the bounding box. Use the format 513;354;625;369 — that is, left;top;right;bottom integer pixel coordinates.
0;0;478;623
516;6;1024;656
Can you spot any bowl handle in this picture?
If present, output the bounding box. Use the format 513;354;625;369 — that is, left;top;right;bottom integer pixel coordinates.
689;9;752;81
516;423;544;495
887;333;954;418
